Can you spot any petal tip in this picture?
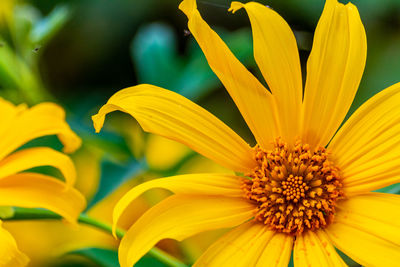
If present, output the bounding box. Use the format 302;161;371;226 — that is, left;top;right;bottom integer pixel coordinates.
61;133;82;154
179;0;196;16
112;224;118;239
92;114;105;133
228;2;243;14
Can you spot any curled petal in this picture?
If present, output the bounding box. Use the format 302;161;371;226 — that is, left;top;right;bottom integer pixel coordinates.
119;195;254;267
0;173;86;223
112;173;243;236
92;85;256;172
0;102;81;160
0;147;76;186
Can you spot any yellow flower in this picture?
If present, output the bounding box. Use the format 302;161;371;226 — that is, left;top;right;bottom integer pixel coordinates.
0;0;13;25
93;0;400;266
0;98;86;266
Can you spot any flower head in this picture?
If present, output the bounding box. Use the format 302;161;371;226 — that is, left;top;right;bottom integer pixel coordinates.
93;0;400;266
0;99;86;266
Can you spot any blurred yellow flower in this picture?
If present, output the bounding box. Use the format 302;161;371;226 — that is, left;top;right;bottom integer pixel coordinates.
3;177;147;266
0;221;28;266
93;0;400;266
0;98;85;266
0;0;13;25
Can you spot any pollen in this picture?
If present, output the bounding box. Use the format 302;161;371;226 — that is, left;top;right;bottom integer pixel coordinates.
241;138;344;236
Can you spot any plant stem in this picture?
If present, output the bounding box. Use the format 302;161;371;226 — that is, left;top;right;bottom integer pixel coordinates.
6;208;187;267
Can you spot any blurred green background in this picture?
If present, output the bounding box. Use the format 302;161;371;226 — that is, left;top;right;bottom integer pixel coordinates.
0;0;399;266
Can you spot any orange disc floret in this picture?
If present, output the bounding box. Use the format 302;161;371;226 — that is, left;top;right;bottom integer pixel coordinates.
242;138;344;235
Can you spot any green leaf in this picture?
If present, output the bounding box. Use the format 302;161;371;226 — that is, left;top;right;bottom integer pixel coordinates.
0;206;14;219
68;118;133;162
67;248;119;267
30;5;71;45
0;39;49;104
374;183;400;194
350;36;400;116
67;247;168;267
86;157;145;209
131;23;183;91
337;248;361;267
131;22;254;100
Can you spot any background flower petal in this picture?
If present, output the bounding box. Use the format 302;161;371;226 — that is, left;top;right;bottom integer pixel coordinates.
0;98;26;137
0;173;86;223
0;222;29;267
0;147;76;186
329;82;400;195
118;194;254;267
0;102;81;159
92;84;256;172
326;193;400;266
179;0;281;149
302;0;367;148
229;1;302;144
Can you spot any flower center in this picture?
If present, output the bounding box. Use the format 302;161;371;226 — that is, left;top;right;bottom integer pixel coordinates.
241;138;344;235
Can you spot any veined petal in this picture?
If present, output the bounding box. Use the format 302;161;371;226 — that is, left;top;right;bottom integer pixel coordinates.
92;85;256;172
118;195;254;267
113;173;243;237
229;1;302;143
0;147;76;186
302;0;366;148
294;230;346;267
0;173;86;223
0;102;81;160
179;0;281;149
326;193;400;266
0;222;29;267
195;221;292;267
329;82;400;195
256;232;293;266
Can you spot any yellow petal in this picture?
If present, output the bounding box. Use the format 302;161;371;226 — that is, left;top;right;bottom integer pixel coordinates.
179;0;280;149
118;195;254;267
0;102;81;160
229;2;302;144
0;147;76;186
329;82;400;195
256;232;293;266
294;230;346;267
0;222;29;267
92;85;255;172
302;0;366;148
0;98;26;137
195;221;292;266
0;173;86;223
72;146;102;200
326;193;400;266
113;173;243;237
145;135;190;171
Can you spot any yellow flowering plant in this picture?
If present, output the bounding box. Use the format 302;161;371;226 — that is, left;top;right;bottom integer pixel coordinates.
0;98;86;266
93;0;400;266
